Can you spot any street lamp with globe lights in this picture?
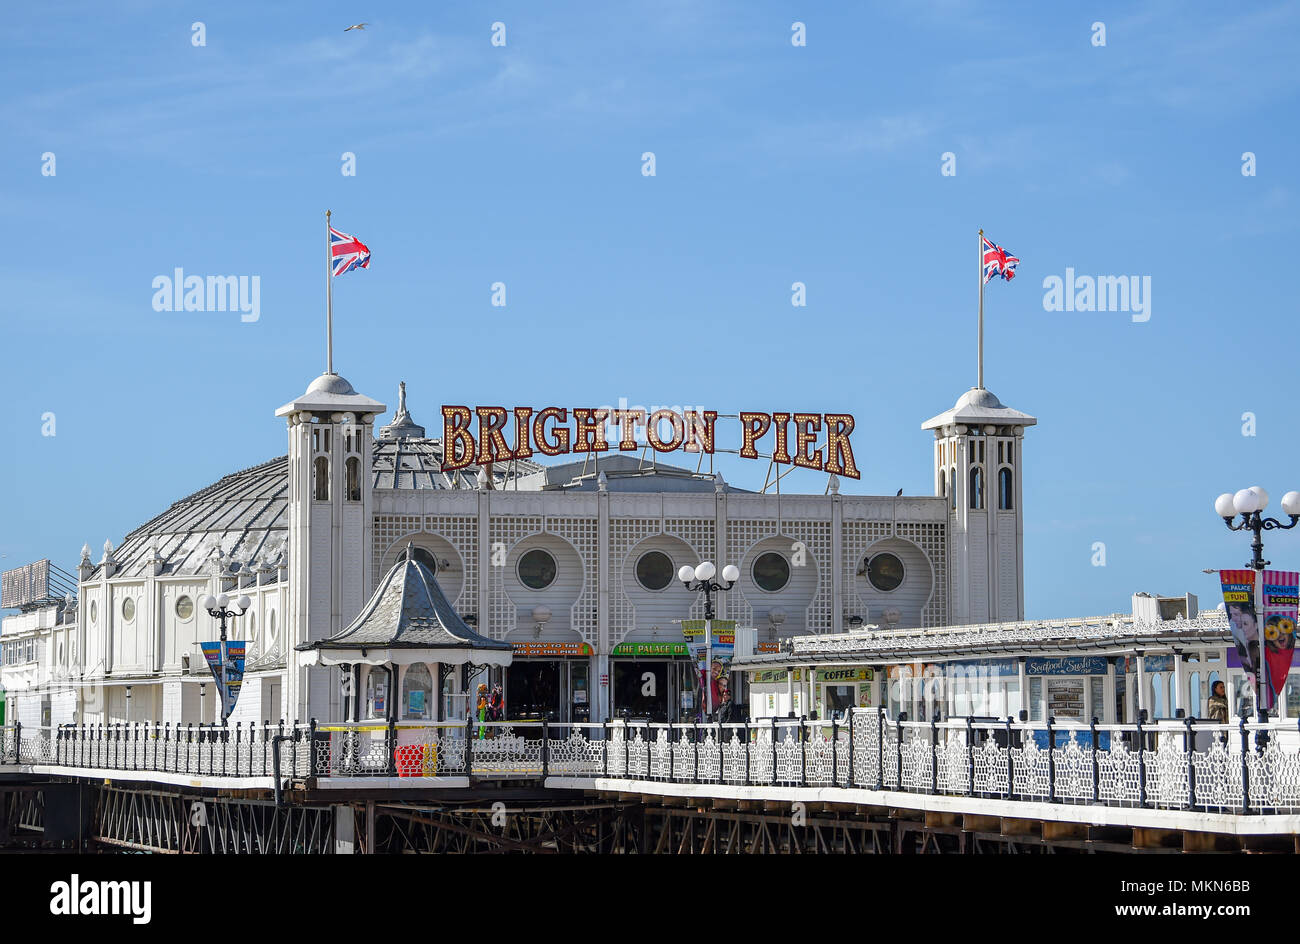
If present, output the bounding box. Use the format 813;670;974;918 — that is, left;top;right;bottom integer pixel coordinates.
678;561;740;620
200;592;251;726
1213;486;1300;723
200;593;252;641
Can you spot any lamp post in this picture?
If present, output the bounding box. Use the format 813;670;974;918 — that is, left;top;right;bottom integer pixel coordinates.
1213;486;1300;724
200;592;250;725
678;562;740;720
677;561;740;620
200;593;251;642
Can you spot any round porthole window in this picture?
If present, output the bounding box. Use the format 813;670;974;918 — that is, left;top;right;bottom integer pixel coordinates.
122;597;136;621
635;551;674;591
90;601;98;623
412;547;441;573
175;595;194;620
866;552;905;592
517;548;557;591
752;552;791;593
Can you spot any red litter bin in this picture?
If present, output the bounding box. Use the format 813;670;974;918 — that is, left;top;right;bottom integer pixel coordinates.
395;743;425;776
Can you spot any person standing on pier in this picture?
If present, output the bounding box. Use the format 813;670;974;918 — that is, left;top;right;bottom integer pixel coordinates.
476;683;490;739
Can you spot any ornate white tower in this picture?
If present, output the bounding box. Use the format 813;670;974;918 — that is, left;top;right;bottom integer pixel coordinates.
276;372;386;721
923;387;1035;625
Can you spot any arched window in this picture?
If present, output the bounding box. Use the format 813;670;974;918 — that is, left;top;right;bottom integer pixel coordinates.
345;456;361;502
998;467;1014;510
247;611;258;657
969;467;984;510
402;663;433;720
314;456;330;501
948;467;956;510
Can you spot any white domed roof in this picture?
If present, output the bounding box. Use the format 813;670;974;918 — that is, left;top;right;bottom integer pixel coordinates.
275;371;386;417
921;386;1036;430
305;372;358;396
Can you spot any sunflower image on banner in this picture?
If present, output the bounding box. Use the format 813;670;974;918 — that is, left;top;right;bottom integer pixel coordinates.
1220;569;1261;696
1262;571;1299;705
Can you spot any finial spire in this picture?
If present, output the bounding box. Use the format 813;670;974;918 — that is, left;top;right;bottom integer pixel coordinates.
377;380;424;440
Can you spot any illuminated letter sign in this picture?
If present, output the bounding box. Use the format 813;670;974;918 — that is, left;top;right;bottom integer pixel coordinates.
439;407;859;479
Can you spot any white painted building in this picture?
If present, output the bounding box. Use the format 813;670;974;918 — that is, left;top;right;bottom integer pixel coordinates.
1;370;1036;729
738;594;1230;726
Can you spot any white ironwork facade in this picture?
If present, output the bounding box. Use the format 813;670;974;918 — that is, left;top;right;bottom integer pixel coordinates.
3;373;1049;729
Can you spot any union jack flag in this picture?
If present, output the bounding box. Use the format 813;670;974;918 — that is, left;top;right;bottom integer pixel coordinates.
981;235;1019;284
330;226;371;277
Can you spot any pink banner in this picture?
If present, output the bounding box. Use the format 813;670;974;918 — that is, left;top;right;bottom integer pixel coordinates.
1263;570;1299;705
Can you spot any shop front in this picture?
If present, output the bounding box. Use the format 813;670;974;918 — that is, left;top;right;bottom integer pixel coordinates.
937;657;1022;720
813;667;874;720
747;668;807;720
1023;656;1110;747
609;641;694;722
506;642;593;724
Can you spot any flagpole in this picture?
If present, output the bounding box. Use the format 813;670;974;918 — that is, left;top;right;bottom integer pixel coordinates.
325;209;334;375
977;228;984;390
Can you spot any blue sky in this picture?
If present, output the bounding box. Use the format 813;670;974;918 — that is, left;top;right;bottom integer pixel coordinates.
1;1;1297;619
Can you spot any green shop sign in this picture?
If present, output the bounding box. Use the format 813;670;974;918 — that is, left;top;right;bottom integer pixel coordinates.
611;642;689;657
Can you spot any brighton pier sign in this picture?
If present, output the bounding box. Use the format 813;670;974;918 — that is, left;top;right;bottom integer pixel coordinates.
441;407;860;479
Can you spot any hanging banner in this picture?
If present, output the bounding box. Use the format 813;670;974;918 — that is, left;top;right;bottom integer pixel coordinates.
1262;570;1299;705
708;619;736;709
709;619;736;661
681;620;709;661
199;640;246;720
681;619;736;716
1220;569;1262;701
682;620;710;716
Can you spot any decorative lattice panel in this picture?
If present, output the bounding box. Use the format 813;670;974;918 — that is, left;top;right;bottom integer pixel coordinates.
728;518;832;633
373;515;422;575
897;521;947;627
841;520;948;629
609;518;714;644
549;517;599;645
372;515;478;613
488;516;544;641
665;518;716;567
842;519;892;626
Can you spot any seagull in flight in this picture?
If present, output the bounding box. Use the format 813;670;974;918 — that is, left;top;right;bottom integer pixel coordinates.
344;22;368;32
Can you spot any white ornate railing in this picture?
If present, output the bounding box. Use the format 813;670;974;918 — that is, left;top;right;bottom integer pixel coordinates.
1;721;306;778
4;711;1299;814
580;711;1300;815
